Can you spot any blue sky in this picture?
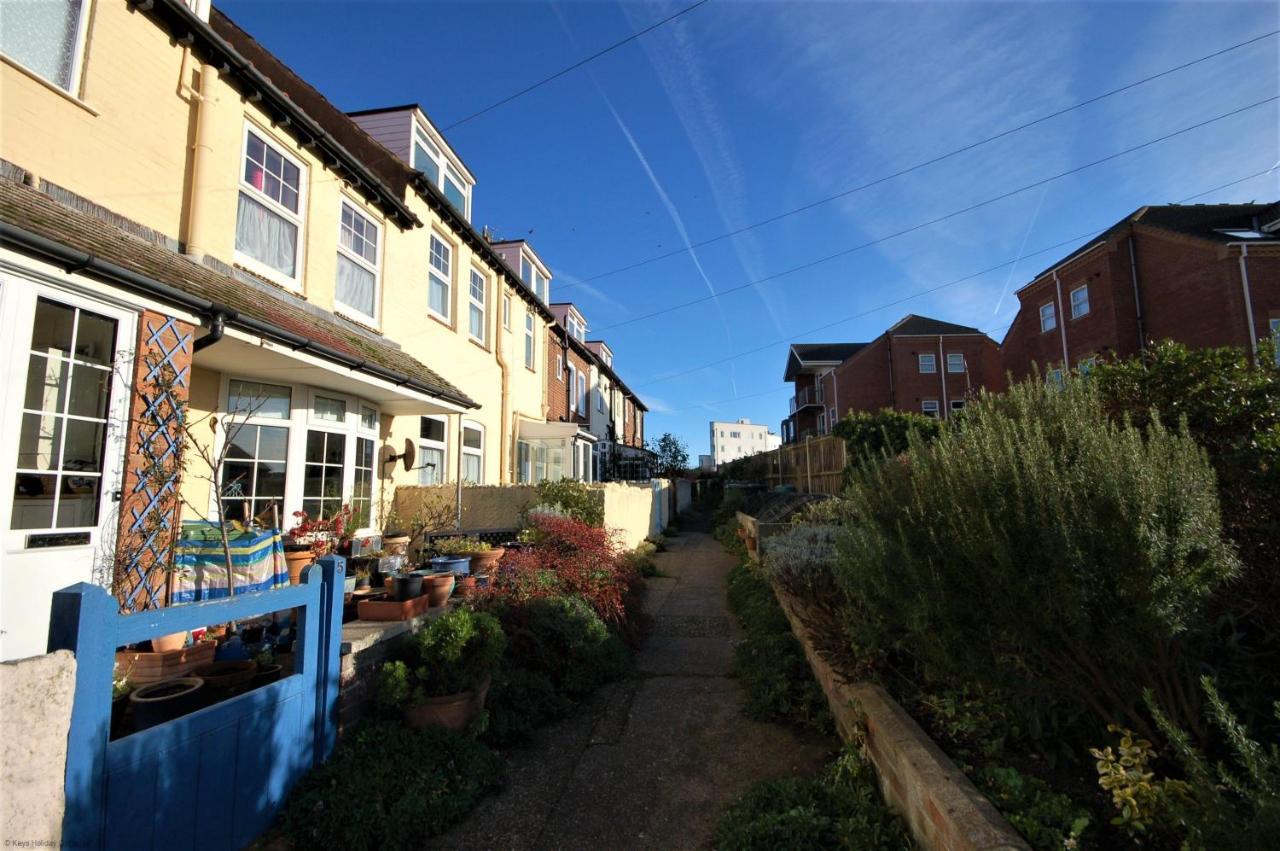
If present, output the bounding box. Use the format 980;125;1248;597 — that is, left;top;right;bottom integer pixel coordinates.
221;0;1279;458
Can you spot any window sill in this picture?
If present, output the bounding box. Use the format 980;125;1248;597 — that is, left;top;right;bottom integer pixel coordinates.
233;256;303;294
2;56;99;116
427;311;454;331
468;336;489;352
335;309;382;334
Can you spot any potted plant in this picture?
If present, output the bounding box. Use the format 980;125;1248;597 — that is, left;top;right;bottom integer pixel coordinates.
130;677;205;731
375;608;505;732
429;536;482;575
388;571;424;602
251;648;283;688
434;536;505;577
150;631;188;653
284;505;352;584
353;565;371;591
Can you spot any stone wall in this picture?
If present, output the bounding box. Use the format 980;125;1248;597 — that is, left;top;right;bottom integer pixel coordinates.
1;650;76;846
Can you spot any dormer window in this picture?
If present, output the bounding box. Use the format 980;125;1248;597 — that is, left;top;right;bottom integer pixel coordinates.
602;352;613;367
567;315;586;342
518;253;549;303
413;125;471;220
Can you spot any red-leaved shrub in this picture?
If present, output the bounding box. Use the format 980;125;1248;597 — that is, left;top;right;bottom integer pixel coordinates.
481;514;643;628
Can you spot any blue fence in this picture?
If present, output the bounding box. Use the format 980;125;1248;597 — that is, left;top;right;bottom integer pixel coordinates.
48;557;345;850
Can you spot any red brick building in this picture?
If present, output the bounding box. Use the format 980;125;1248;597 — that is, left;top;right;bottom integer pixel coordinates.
1001;203;1280;380
782;315;1005;442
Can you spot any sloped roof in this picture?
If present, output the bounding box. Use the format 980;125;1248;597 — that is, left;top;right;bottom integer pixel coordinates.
1030;202;1279;281
785;343;866;381
887;314;984;336
0;176;476;408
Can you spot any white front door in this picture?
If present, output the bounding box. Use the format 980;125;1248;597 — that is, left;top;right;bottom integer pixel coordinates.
0;275;134;661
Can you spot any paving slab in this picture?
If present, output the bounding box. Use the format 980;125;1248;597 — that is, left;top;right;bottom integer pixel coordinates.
431;530;834;850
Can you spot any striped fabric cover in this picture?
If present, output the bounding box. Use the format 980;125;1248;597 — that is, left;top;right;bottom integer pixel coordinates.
171;522;288;603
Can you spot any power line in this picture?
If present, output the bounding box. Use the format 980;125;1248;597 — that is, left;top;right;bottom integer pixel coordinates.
595;96;1277;333
635;165;1277;392
561;29;1279;289
444;0;712;131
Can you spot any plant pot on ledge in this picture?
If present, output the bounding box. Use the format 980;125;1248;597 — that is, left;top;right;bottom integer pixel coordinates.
468;548;505;577
284;547;315;585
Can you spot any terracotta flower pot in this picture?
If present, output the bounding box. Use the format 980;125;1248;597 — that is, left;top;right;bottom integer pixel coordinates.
382;535;411;556
467;549;505;577
151;631;187;653
452;575;478;599
285;549;315;585
403;677;491;732
421;572;455;607
193;660;258;699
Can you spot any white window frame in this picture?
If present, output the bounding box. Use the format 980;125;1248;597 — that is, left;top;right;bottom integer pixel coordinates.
921;399;940;418
596;381;605;412
236;124;307;289
1070;285;1090;319
1039;302;1057;333
461;420;484;484
418;415;448;485
335;199;382;325
214;377;380;528
918;353;937;374
428;233;452;323
524;312;536;370
556;353;564;381
468;266;487;344
1;0;93;95
502;293;512;330
950;399;966;412
829;406;837;427
414;124;472;219
576;370;587;416
946;352;965;373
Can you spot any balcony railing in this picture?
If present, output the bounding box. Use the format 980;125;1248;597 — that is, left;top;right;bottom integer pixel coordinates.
789;386;823;414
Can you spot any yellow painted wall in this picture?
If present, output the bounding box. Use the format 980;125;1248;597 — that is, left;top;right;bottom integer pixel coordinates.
0;0;194;239
1;1;554;501
179;365;221;519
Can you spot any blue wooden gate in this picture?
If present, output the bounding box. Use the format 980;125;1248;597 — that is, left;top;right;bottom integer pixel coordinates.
49;558;345;850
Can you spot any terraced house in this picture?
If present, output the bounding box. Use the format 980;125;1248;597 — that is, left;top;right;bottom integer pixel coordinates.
0;0;644;659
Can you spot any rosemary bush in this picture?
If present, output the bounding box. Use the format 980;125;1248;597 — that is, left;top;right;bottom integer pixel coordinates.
836;375;1238;740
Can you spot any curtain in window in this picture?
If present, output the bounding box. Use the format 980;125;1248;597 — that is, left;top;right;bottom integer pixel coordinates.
1;1;84;90
337;254;375;317
236;193;297;277
429;273;449;317
462;453;482;484
418;447;444;485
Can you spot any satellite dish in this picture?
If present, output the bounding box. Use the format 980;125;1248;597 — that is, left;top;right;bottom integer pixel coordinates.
383;439;437;474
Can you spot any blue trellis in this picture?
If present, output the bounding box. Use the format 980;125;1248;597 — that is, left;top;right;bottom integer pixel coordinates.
120;316;192;613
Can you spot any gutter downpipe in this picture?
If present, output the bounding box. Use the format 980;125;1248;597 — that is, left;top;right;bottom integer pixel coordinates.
1127;235;1147;352
937;335;948;417
455;417;465;530
494;294;511;484
181;54;218;262
1052;270;1070;371
1233;243;1259;361
193;310;226;352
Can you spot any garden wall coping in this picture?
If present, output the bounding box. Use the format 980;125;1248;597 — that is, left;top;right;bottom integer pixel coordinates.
773;589;1029;851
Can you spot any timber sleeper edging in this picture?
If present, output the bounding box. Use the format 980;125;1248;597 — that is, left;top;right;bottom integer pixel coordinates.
772;587;1030;851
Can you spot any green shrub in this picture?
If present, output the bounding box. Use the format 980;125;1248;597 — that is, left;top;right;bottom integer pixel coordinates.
377;609;506;714
483;667;572;748
488;595;629;699
973;765;1090;850
760;524;842;602
281;721;504;850
832;407;942;460
715;746;912;850
1134;677;1280;849
727;563;831;732
528;479;604;526
837;374;1238;741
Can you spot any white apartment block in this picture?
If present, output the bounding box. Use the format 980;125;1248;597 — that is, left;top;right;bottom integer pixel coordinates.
709;419;781;465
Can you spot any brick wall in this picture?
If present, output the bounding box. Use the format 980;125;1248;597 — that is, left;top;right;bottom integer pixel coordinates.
890;335;1004;416
115;311;195;612
1003;230;1280;380
832;338;892;416
545;328;591;426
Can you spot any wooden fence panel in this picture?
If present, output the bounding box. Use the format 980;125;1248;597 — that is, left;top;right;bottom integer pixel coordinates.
763;436;847;495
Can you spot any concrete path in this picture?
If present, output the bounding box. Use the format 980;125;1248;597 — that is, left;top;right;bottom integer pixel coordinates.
430;530;834;850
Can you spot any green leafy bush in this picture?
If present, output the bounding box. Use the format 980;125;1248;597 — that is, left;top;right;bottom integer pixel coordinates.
832;407;942;460
715;746;912;850
1132;677;1280;849
973;765;1090;850
837;374;1238;741
727;563;831;732
528;479;604;526
482;667;573;748
377;609;506;714
760;524;842;602
281;721;504;850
